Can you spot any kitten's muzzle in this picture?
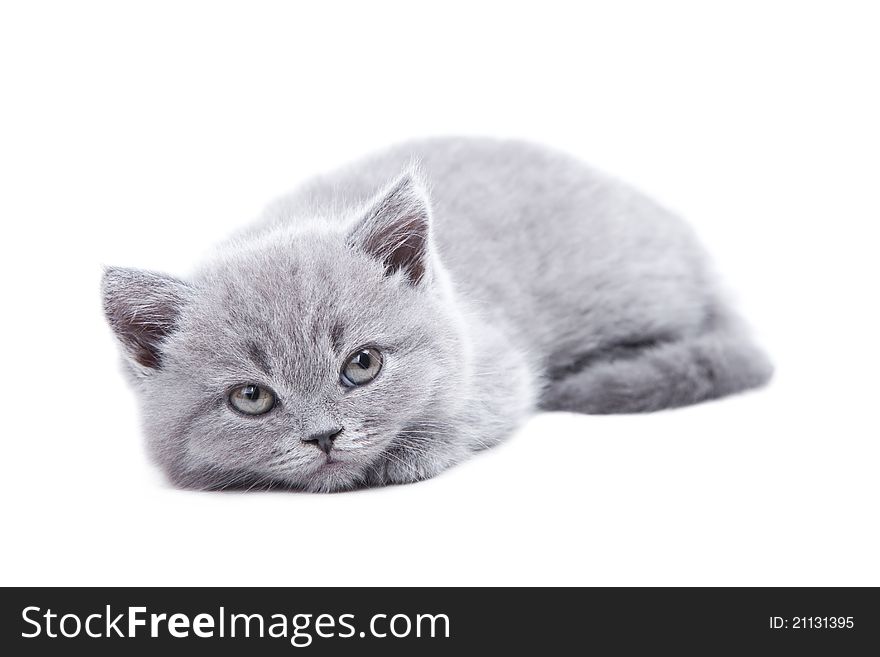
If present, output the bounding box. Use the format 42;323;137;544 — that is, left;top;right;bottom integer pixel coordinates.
302;427;343;455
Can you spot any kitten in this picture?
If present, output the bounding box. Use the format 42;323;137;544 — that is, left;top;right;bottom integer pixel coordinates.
103;137;772;492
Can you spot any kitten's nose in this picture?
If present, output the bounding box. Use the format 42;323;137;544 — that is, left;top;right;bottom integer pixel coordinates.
302;427;342;455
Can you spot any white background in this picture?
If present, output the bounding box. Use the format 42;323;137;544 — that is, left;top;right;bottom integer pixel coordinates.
1;1;878;586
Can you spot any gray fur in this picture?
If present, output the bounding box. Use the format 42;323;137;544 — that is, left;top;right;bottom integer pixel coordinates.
102;137;772;492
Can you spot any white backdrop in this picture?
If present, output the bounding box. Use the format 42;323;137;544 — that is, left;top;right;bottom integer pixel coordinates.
1;1;877;586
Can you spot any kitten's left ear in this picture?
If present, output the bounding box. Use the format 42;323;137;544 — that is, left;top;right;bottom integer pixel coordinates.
347;170;433;285
102;266;193;373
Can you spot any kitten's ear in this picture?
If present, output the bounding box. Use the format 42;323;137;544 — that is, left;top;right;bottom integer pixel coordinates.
102;266;193;373
347;171;432;285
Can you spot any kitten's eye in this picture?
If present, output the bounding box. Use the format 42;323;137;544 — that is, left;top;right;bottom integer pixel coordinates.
228;384;276;415
341;347;383;387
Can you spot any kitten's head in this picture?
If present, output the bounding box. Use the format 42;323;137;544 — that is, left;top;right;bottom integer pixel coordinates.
103;173;471;492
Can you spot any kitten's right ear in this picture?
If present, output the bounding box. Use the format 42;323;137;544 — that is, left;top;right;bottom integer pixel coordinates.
102;266;193;373
347;171;433;286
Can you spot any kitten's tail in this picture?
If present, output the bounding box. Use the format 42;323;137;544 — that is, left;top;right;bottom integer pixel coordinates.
541;323;773;414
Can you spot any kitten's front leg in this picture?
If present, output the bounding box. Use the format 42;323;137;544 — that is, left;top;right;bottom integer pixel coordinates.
370;363;538;487
367;426;472;487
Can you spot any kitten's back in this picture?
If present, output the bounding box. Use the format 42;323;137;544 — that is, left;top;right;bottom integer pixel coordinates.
261;137;718;367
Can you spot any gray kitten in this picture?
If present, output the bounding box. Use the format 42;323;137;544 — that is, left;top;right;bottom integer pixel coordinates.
103;138;772;492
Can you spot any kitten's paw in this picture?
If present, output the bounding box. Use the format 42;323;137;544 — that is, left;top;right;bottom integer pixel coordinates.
367;446;464;487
